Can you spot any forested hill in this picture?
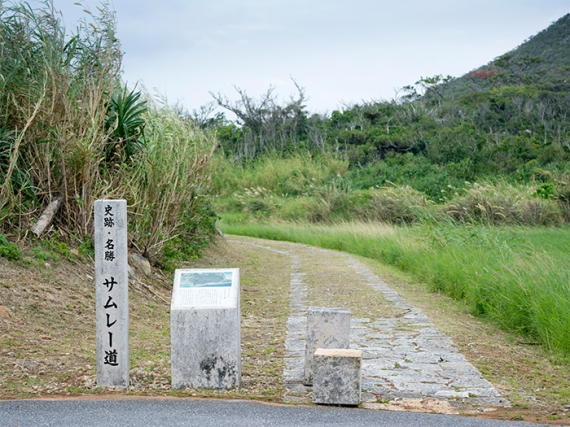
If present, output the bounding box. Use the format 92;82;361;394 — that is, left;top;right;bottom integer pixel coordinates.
206;12;570;200
448;13;570;95
513;13;570;67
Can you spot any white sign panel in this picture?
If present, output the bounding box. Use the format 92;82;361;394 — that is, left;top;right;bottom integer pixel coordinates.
172;268;239;309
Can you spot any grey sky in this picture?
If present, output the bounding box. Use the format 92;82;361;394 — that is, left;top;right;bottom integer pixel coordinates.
47;0;570;115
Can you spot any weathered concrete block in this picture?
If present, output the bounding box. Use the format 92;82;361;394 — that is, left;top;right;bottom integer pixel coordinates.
304;306;350;385
171;268;241;389
312;348;362;406
94;199;129;388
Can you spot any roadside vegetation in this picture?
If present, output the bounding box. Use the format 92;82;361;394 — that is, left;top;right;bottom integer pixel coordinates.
220;220;570;360
0;1;216;265
204;13;570;363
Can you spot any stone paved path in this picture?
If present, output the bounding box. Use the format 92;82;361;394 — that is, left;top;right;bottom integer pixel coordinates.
230;237;508;413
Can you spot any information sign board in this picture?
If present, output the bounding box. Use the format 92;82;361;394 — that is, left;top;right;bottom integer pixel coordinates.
172;268;239;309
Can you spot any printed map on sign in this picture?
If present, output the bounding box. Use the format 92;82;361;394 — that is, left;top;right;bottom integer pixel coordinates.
180;271;232;288
172;269;238;309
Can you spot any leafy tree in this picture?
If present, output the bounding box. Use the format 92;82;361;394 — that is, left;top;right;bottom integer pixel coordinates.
494;53;545;86
465;67;500;91
415;75;456;102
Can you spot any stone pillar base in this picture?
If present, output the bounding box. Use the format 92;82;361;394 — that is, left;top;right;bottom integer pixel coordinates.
312;348;362;406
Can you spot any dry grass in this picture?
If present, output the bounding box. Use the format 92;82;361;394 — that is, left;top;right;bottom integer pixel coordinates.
444;182;562;226
0;237;292;401
124;100;216;257
301;220;396;238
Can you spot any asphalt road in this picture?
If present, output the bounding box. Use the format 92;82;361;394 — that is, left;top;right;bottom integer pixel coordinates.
0;398;554;427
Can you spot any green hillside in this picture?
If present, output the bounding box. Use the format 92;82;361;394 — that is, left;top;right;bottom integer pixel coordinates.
512;13;570;67
449;13;570;95
206;13;570;213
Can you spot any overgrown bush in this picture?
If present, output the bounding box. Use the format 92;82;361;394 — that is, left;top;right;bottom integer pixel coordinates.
161;203;219;271
210;152;348;197
444;181;563;226
212;153;569;227
123;96;217;261
0;2;218;263
0;1;120;235
348;153;467;199
358;185;433;224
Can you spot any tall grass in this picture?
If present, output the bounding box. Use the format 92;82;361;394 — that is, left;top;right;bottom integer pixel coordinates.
0;2;218;263
211;152;348;197
124;96;216;259
0;1;120;235
444;181;563;226
221;219;570;358
212;152;570;226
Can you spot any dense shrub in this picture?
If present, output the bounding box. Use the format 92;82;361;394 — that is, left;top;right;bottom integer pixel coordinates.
124;96;216;261
0;1;121;234
444;182;563;226
0;3;218;263
358;186;432;224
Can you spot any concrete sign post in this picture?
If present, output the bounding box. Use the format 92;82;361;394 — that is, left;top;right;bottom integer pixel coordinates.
94;199;129;387
171;268;241;389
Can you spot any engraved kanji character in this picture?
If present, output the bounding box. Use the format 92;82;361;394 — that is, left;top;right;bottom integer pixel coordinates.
104;349;118;366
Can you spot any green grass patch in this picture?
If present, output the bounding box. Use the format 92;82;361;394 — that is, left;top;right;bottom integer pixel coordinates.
221;218;570;359
0;233;21;260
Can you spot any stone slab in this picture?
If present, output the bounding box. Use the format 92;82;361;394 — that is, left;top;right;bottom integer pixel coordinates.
95;199;129;388
171;268;241;389
312;348;362;406
304;306;350;385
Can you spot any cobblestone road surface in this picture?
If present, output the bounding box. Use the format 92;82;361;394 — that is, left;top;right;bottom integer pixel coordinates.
232;238;508;415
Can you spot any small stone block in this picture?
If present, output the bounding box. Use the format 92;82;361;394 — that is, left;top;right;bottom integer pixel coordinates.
312;348;362;406
304;306;350;385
